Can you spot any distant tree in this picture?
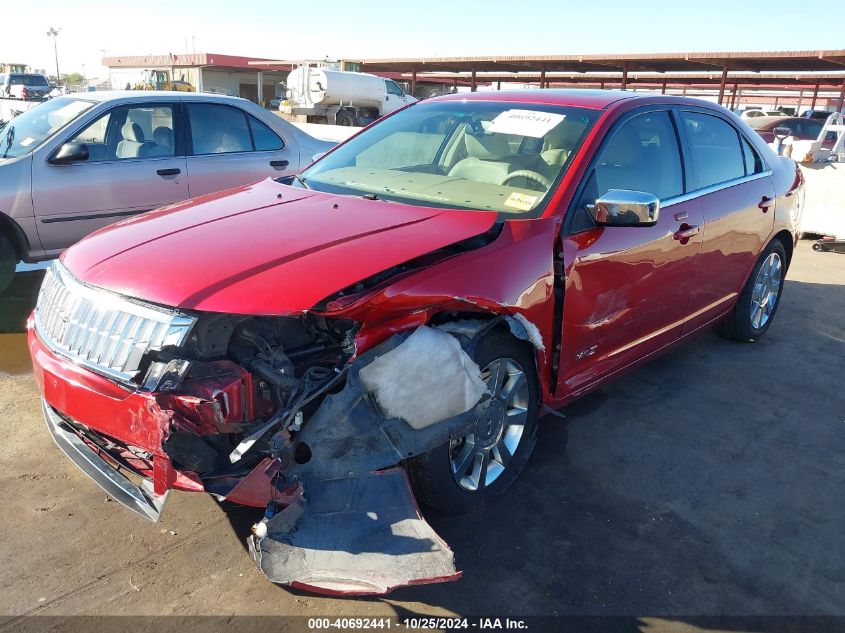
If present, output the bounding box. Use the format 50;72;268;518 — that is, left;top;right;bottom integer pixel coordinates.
63;72;85;85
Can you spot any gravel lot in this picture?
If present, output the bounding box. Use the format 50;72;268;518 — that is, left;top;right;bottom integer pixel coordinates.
0;240;842;629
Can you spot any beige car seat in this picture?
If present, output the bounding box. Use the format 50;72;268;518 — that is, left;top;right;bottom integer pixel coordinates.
145;126;174;157
116;122;153;158
537;120;584;179
448;132;516;185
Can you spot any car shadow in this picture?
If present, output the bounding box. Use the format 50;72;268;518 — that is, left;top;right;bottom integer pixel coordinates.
0;268;45;333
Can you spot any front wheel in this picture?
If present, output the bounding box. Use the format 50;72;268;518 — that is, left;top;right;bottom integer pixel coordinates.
716;240;786;342
408;329;539;514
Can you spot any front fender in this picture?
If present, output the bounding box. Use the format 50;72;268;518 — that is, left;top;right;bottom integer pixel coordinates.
321;216;562;399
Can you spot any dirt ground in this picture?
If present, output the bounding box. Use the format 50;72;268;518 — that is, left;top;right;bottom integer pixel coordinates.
0;241;843;628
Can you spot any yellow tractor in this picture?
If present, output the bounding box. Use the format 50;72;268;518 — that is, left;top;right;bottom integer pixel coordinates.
132;70;194;92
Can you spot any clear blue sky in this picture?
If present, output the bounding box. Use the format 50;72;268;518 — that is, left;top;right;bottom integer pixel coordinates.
11;0;845;78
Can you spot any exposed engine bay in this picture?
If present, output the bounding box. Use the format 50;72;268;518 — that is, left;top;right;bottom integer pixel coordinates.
150;313;357;479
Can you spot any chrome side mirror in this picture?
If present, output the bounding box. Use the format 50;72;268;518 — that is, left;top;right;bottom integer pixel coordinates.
587;189;659;227
772;126;792;139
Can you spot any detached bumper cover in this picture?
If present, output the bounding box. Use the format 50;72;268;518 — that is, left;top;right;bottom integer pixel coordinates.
248;469;460;595
42;399;169;522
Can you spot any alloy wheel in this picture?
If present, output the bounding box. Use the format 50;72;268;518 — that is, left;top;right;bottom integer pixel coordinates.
449;358;529;492
750;252;782;329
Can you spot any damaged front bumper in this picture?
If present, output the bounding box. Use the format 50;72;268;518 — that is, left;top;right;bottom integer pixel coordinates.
42;400;169;521
30;322;495;594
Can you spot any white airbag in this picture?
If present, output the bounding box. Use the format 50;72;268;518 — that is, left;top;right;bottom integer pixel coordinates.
359;326;486;430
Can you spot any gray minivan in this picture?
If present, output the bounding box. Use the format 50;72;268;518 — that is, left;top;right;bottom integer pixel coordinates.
0;91;336;291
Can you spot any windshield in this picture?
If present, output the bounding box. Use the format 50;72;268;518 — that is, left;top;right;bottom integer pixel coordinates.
300;101;599;218
0;97;94;160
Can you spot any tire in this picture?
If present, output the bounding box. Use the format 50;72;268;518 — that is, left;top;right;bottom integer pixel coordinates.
408;329;540;514
812;243;822;251
716;239;786;342
0;231;16;295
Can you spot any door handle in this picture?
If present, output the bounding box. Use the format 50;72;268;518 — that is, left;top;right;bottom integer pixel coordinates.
673;224;700;242
156;168;181;176
269;160;289;169
758;196;774;212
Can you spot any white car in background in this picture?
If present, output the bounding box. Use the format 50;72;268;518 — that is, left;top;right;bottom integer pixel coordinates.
740;108;784;119
0;91;337;291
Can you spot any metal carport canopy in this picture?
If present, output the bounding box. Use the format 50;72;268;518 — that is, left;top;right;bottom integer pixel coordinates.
360;50;845;74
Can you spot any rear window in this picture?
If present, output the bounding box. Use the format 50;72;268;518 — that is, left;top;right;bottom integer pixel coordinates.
10;74;50;87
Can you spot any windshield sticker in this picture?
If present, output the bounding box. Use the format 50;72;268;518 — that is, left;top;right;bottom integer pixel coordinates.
488;109;565;138
504;192;538;211
19;138;35;147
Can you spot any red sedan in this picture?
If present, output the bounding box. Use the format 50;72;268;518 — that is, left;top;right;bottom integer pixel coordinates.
29;90;802;595
748;114;836;145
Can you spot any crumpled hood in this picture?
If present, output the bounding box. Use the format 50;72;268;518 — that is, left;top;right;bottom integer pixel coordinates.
62;179;497;314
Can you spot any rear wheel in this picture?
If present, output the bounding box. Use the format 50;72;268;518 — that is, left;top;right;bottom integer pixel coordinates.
408;329;539;514
0;231;16;294
716;240;786;342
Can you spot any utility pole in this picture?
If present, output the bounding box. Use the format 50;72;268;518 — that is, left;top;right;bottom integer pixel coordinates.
47;27;60;85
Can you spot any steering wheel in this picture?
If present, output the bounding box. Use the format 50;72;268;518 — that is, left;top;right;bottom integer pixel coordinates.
501;170;552;191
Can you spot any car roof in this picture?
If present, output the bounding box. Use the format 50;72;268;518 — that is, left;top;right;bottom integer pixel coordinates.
57;90;253;105
429;88;640;109
426;88;736;110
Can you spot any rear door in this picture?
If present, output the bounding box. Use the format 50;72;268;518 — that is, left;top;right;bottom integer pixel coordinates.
677;109;776;335
32;101;189;252
183;102;298;197
557;108;704;397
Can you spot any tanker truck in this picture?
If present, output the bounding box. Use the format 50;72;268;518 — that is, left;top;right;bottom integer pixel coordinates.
280;65;416;126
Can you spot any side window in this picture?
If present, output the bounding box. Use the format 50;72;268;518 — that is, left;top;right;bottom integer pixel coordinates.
385;80;404;97
805;120;824;139
248;114;284;151
188;103;252;155
593;111;683;200
68;105;175;161
571;111;682;233
782;120;801;136
682;112;745;188
741;136;762;176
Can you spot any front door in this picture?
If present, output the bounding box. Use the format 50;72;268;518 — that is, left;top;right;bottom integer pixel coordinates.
557;108;703;398
32;101;188;252
183;102;298;197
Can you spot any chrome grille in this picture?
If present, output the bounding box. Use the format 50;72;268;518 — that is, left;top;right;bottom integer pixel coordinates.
34;262;196;385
